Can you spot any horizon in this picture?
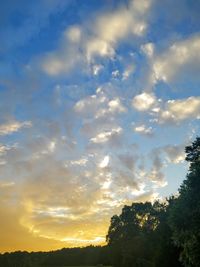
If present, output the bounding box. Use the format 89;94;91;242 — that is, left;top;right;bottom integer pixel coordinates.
0;0;200;253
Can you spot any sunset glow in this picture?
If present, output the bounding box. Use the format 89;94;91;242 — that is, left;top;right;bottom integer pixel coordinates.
0;0;200;252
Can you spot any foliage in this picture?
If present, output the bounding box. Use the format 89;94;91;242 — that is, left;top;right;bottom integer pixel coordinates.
168;137;200;266
106;200;181;267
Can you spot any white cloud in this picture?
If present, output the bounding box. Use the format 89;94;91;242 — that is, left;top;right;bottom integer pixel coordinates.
41;46;82;76
132;92;157;111
86;1;150;60
41;26;83;76
133;124;153;136
86;39;115;60
74;90;126;120
99;155;110;168
74;94;105;115
112;70;120;78
41;0;152;75
158;96;200;123
92;64;103;75
108;98;126;113
141;42;154;58
70;158;88;166
48;140;56;153
0;121;32;135
122;65;135;80
0;144;8;154
132;93;200;125
90;127;122;144
153;34;200;82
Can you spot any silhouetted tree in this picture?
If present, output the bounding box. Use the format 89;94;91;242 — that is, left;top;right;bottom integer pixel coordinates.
106;202;164;266
169;137;200;266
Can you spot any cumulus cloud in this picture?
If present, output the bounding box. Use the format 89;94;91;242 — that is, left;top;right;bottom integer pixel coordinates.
132;92;200;125
74;89;126;119
40;0;152;76
90;127;122;144
141;42;154;58
158;96;200;124
153;34;200;83
132;92;157;111
108;98;127;113
41;40;83;76
86;0;150;60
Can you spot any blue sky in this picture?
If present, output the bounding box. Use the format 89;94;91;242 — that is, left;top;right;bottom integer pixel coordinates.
0;0;200;252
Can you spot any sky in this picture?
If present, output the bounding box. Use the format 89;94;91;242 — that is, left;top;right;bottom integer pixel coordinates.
0;0;200;252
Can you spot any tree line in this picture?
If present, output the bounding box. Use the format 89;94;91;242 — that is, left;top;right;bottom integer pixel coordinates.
0;137;200;267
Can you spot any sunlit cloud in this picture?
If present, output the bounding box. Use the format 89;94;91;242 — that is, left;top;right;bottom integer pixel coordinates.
158;96;200;124
99;155;110;168
153;34;200;83
90;127;122;143
141;42;154;58
0;121;32;135
40;0;152;76
132;92;157;111
133;124;153;136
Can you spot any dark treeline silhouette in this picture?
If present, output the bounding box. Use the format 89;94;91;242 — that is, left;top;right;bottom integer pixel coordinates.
0;246;111;267
0;137;199;267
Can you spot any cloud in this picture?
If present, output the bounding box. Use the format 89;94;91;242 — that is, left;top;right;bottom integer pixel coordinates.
153;34;200;83
0;121;32;136
158;96;200;124
122;65;135;80
92;64;103;75
99;155;110;168
108;98;127;113
66;26;82;43
132;92;157;111
41;38;83;76
69;157;88;167
148;152;167;187
86;0;150;60
0;144;9;154
141;42;154;58
133;124;153;136
90;127;123;144
132;91;200;125
75;91;126;118
163;144;185;164
40;0;152;76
